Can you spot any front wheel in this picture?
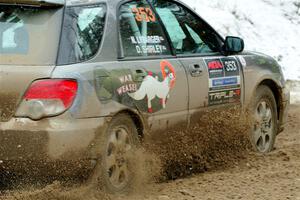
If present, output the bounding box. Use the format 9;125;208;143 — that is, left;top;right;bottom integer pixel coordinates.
250;85;278;153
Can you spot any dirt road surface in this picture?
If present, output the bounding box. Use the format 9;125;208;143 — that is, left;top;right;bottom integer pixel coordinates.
0;104;299;200
119;104;300;200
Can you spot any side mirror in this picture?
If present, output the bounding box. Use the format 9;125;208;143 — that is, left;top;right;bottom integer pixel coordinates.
223;36;244;54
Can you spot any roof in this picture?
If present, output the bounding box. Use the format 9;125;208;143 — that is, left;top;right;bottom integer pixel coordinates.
65;0;186;7
0;0;185;8
66;0;106;6
0;0;65;7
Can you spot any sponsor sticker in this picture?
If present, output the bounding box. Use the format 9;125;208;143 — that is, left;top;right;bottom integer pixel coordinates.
211;77;239;87
209;89;241;106
206;59;224;78
205;57;242;106
209;76;241;91
208;60;223;70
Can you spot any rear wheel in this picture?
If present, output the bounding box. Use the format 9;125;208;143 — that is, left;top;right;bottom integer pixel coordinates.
91;114;139;193
250;85;278;153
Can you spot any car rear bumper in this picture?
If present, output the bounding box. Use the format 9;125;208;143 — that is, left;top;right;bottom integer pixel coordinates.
0;115;108;168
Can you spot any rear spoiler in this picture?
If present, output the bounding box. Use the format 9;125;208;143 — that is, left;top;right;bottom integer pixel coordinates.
0;0;65;7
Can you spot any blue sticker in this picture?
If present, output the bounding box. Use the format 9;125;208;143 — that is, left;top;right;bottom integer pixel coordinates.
212;77;238;87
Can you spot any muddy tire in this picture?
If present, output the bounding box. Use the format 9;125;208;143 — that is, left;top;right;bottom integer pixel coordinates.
91;114;140;194
250;85;278;153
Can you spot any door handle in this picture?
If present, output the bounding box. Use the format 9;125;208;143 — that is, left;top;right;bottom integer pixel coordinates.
189;64;203;77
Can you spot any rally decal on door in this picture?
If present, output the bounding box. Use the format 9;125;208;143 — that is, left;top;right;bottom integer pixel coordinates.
94;60;176;113
128;60;176;113
205;57;241;106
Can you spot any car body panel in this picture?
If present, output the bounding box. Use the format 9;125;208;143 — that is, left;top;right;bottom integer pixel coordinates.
117;58;189;131
239;51;289;131
0;114;104;161
0;65;55;122
179;55;244;126
0;6;63;122
242;51;286;104
0;0;289;175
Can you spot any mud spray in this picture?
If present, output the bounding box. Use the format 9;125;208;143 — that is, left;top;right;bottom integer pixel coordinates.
145;105;252;180
0;106;252;200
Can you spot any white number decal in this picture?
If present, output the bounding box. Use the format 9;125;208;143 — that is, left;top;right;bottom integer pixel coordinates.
224;61;237;71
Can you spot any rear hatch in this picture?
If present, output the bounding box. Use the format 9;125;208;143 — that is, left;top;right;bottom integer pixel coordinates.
0;4;64;122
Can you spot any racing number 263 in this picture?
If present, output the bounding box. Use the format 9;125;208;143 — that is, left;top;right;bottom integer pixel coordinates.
132;7;156;22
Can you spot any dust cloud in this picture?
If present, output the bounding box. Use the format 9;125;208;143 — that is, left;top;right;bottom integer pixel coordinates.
0;105;254;200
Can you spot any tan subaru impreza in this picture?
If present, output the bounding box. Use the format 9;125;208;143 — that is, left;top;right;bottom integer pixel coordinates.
0;0;289;193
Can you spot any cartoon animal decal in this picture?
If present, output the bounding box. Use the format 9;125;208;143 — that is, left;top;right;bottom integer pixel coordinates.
128;60;176;113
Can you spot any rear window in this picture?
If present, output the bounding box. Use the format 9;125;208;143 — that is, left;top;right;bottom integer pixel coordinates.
0;6;63;65
57;4;107;65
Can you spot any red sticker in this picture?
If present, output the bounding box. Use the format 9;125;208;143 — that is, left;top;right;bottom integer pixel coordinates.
208;60;223;70
160;60;176;88
235;89;241;96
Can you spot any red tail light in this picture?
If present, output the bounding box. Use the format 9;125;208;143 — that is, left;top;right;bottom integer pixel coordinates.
16;79;78;120
24;79;78;108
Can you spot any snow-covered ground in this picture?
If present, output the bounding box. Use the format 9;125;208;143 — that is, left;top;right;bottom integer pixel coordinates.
182;0;300;81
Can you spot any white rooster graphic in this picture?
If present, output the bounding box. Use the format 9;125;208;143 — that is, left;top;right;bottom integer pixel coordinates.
128;60;176;113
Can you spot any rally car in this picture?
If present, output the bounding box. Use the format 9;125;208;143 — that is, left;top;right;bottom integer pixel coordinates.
0;0;289;193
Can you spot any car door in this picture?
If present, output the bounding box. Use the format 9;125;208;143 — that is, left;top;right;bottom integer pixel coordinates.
152;0;244;125
117;0;189;132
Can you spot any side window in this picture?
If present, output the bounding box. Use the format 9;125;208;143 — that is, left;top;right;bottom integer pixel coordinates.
58;4;106;65
152;1;223;55
119;0;171;57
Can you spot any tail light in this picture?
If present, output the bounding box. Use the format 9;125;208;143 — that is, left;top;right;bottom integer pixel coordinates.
16;79;78;120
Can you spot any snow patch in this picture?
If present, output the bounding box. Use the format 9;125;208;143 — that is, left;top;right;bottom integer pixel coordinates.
183;0;300;81
287;80;300;104
290;91;300;104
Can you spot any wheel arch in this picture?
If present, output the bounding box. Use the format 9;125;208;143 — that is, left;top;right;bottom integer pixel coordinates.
113;109;145;140
256;79;283;121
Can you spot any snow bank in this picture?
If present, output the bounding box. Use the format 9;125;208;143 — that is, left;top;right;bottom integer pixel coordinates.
287;80;300;104
182;0;300;81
